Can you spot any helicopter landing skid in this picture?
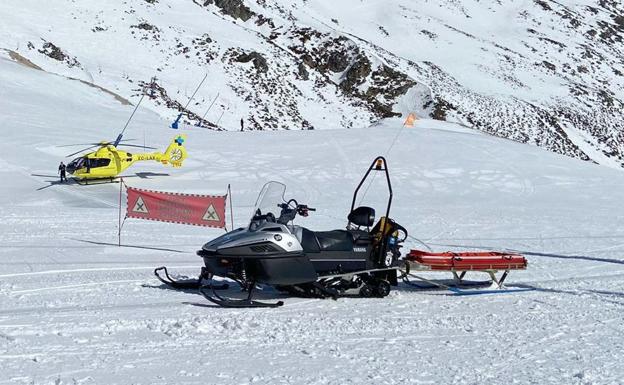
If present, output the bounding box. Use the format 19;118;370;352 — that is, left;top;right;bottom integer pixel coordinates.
74;177;119;185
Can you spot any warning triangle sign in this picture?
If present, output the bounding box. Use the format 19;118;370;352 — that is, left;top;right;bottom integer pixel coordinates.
132;196;149;214
202;204;220;222
403;112;417;127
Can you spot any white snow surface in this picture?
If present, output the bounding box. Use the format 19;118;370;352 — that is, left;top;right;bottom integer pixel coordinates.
1;53;624;384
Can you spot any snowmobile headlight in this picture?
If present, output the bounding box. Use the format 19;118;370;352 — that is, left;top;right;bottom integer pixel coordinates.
274;234;282;241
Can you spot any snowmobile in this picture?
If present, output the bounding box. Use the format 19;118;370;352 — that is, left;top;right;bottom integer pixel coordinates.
155;156;408;308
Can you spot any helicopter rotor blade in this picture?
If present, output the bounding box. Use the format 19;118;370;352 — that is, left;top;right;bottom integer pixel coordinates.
65;145;100;158
57;139;136;148
58;142;111;148
117;144;157;150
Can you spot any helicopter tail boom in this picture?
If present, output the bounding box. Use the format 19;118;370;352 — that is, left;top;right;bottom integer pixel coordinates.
162;134;187;167
130;135;187;167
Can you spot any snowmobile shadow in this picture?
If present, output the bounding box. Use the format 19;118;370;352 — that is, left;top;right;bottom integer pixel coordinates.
520;250;624;266
71;238;186;253
512;284;624;306
398;280;535;296
184;302;222;308
147;281;289;306
143;283;201;295
587;289;624;299
399;279;492;291
183;300;285;309
433;243;624;266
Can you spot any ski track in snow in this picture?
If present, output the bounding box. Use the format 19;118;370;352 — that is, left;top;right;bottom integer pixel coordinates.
1;52;624;384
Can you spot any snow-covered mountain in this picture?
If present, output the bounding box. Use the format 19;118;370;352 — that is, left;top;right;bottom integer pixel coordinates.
0;0;624;167
1;0;623;166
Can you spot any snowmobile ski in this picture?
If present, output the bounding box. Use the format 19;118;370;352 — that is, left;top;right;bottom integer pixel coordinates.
199;282;284;308
154;266;229;290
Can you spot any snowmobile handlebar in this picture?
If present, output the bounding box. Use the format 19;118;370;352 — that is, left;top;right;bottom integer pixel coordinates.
276;199;315;224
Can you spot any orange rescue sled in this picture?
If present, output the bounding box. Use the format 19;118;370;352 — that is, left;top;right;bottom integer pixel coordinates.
404;249;527;289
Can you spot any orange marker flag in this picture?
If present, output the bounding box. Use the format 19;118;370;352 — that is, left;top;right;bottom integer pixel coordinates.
403;112;417;127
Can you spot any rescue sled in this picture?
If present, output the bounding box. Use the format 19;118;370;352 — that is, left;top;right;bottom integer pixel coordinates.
403;249;527;290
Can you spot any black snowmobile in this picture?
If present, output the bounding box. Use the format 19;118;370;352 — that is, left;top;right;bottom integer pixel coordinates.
155;156;407;308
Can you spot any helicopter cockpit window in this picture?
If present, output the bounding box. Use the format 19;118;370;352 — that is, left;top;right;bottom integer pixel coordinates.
91;158;111;168
73;158;85;168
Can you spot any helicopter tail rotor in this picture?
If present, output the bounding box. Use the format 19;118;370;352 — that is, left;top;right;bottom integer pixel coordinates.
162;135;187;167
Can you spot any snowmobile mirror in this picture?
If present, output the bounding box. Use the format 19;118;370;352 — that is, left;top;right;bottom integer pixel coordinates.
348;206;375;227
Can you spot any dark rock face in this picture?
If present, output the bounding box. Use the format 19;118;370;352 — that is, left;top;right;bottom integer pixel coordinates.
338;55;415;118
202;0;254;21
29;0;622;165
285;28;416;118
130;21;161;41
326;50;350;73
541;60;556;71
297;62;309;80
371;65;415;99
360;65;415;118
234;51;268;73
132;22;157;31
255;14;275;28
339;55;371;92
38;41;80;68
39;42;65;61
191;34;218;63
431;97;456;121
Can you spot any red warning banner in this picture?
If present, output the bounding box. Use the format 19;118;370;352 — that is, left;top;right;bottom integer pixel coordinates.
126;187;226;228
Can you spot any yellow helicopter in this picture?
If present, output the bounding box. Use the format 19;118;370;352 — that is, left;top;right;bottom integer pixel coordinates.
64;134;187;183
61;93;188;183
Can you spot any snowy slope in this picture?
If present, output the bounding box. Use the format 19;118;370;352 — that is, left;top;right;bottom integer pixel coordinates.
2;50;624;384
0;0;623;167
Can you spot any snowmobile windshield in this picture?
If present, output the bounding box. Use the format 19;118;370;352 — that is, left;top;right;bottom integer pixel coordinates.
249;181;286;230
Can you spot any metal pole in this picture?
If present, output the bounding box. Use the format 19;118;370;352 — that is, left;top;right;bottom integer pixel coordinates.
182;73;208;111
118;177;123;246
200;93;220;121
215;108;226;127
115;94;145;146
228;184;234;231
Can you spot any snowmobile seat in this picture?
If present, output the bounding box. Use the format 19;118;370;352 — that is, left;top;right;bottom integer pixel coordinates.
348;206;375;228
292;226;321;253
350;229;371;245
291;226;353;252
314;230;354;252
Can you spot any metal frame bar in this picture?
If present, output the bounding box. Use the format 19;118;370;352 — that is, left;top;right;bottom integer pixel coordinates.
349;156;393;263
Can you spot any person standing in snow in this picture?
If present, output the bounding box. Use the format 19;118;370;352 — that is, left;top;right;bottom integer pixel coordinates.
240;118;244;132
58;161;67;183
